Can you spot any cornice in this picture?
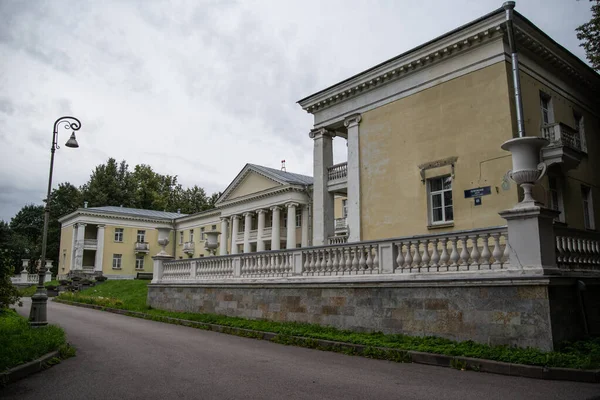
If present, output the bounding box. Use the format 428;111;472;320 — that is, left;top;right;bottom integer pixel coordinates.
299;23;505;115
217;185;310;209
59;209;175;226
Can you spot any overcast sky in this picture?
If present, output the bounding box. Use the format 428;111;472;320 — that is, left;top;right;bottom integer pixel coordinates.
0;0;594;222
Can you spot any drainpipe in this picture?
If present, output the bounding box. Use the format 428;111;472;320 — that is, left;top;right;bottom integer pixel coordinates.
503;1;525;138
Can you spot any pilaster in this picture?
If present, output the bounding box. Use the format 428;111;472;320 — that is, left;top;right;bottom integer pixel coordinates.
95;224;105;273
301;205;310;247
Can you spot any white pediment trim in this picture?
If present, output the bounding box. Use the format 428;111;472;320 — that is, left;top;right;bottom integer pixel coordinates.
215;164;289;206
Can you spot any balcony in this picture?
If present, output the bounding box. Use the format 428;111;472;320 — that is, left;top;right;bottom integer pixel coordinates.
183;242;195;255
335;217;348;233
327;162;347;193
328;235;348;245
83;239;97;249
236;228;287;244
540;123;586;171
135;242;150;254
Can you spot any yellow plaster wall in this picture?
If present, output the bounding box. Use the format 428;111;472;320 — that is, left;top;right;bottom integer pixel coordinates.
519;71;600;230
102;226;165;276
227;172;280;200
334;196;347;219
359;62;517;240
59;225;74;274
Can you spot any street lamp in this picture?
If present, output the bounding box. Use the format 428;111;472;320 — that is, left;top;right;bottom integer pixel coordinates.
29;116;81;327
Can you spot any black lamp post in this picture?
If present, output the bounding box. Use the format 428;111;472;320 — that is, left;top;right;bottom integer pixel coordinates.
29;116;81;327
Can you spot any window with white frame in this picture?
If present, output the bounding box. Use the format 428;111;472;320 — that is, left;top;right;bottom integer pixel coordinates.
114;228;124;242
112;254;122;269
189;229;194;242
428;176;453;224
582;185;595;230
342;199;348;218
179;231;184;244
136;230;145;243
548;177;565;222
200;227;205;240
296;210;301;228
135;255;144;270
540;92;553;125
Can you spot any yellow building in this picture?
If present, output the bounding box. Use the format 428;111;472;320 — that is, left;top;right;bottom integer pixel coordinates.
58;164;318;278
299;7;599;244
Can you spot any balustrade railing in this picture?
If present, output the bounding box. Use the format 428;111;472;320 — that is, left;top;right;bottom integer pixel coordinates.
554;227;600;272
135;242;150;252
183;242;195;253
541;123;583;151
162;260;192;281
335;218;348;231
328;235;348;245
83;239;98;247
157;226;512;283
327;162;348;181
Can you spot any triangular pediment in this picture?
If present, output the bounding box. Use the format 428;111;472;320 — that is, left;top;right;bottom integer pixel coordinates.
217;165;288;204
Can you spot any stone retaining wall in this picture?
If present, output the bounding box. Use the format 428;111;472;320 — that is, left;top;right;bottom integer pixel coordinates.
146;277;592;351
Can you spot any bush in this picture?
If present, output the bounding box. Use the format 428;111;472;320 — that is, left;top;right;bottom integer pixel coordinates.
0;253;21;309
59;280;69;286
95;276;107;282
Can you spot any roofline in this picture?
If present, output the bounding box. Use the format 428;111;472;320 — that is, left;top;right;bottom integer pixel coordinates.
297;6;505;104
173;208;221;222
58;208;180;224
297;7;599;106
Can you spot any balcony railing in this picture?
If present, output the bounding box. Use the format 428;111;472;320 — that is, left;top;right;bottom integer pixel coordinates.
327;162;348;181
541;123;583;152
236;228;287;243
135;242;150;253
158;226;512;283
335;218;348;232
83;239;97;248
328;235;348;245
183;242;195;253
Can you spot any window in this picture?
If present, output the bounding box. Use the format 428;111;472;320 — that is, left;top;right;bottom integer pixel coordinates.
548;177;565;223
189;229;194;242
136;230;145;243
179;231;184;244
211;224;216;230
428;176;453;224
296;211;302;228
582;185;595;230
540;92;553;125
112;254;122;269
135;255;144;270
200;227;205;240
342;199;348;218
114;228;124;242
266;213;273;228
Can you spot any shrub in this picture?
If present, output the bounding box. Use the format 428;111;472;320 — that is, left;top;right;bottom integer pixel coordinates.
95;276;107;282
0;255;21;309
59;280;69;286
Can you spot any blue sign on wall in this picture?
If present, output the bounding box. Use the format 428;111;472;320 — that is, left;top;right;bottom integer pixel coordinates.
464;186;492;198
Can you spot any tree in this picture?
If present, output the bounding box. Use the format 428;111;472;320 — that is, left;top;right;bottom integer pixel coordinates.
576;0;600;71
81;158;134;207
9;205;44;273
0;248;21;309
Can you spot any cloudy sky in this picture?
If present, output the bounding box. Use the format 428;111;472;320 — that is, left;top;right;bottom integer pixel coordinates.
0;0;593;221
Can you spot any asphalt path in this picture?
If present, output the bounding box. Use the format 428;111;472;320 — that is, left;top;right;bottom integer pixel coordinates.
2;298;599;400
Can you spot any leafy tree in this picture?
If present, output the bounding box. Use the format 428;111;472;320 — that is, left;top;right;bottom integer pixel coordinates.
576;0;600;71
0;248;21;309
10;205;44;272
81;158;134;207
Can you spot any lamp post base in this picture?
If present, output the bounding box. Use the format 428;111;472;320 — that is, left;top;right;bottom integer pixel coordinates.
29;289;48;327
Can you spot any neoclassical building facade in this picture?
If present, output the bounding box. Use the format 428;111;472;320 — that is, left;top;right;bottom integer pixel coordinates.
58;164;347;279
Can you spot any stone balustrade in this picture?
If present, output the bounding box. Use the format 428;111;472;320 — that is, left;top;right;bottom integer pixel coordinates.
83;239;98;247
327;162;348;181
156;226;515;283
554;227;600;272
541;123;582;151
11;271;53;285
328;235;348;245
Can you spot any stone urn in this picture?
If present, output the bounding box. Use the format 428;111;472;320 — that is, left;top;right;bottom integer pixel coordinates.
204;231;220;256
501;137;549;206
156;227;172;256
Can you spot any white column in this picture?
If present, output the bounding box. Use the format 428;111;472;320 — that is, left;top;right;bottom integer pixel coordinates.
345;114;362;243
220;218;229;255
270;206;282;250
243;212;253;253
256;209;267;252
309;128;335;246
286;203;298;249
74;223;86;270
70;224;78;269
94;225;105;272
230;215;240;255
301;205;309;247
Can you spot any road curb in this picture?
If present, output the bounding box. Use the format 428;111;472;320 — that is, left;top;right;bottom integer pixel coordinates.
0;351;60;386
53;299;600;384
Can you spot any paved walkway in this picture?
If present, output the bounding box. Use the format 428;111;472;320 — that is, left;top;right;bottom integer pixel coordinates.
2;299;599;400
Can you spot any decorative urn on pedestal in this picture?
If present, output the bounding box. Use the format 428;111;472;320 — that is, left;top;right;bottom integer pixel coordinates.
204;231;220;256
501;137;549;206
156;228;172;256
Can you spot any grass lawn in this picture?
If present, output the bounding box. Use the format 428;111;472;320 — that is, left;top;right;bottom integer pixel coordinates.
18;281;61;297
58;280;600;370
0;309;69;371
